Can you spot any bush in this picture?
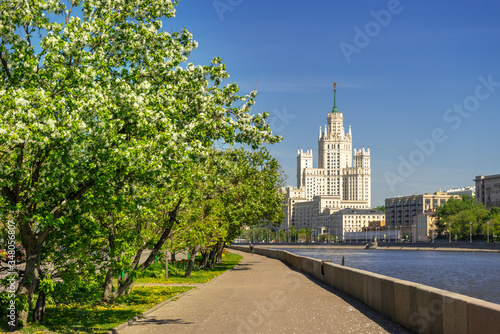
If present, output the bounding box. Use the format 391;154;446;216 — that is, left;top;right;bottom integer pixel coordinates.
50;275;103;305
134;259;202;278
170;259;201;272
135;262;165;279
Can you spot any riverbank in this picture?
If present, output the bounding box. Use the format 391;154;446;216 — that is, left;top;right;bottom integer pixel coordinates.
236;241;500;253
229;245;500;334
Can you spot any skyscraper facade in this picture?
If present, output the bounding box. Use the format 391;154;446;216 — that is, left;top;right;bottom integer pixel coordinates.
283;84;372;231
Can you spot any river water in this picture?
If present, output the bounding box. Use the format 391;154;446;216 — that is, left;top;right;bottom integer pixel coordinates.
275;247;500;305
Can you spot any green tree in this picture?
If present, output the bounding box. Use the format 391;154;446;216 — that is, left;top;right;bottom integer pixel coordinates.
375;205;385;213
436;196;476;236
0;1;280;327
447;207;488;240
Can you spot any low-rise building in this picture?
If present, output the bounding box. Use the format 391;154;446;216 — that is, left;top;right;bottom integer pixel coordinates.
414;210;438;242
281;186;307;230
445;186;475;197
317;208;384;241
385;192;460;229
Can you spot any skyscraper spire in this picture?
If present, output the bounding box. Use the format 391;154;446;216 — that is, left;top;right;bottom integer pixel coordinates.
332;82;338;114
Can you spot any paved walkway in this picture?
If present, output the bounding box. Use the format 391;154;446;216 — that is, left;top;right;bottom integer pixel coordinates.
118;250;410;334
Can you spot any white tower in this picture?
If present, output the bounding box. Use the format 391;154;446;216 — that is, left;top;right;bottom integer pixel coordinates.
296;148;313;188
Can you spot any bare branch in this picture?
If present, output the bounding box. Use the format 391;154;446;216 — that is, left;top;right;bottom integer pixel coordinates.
65;0;75;24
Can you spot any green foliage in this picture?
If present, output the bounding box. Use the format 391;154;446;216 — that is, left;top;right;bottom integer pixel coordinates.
0;0;284;327
50;276;103;305
24;286;193;333
375;205;385;212
436;195;500;240
135;252;243;284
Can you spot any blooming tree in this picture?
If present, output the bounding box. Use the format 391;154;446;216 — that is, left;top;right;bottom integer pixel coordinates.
0;0;279;327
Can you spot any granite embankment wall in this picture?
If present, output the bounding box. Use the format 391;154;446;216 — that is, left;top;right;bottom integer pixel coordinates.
229;245;500;334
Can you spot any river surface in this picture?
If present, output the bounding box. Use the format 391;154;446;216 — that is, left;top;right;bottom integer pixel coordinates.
275;247;500;305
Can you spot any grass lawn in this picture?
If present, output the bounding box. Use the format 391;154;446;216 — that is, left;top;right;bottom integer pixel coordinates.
3;251;243;333
135;251;243;284
16;286;193;334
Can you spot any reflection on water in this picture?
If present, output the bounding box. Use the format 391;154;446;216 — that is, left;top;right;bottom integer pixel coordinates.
277;247;500;305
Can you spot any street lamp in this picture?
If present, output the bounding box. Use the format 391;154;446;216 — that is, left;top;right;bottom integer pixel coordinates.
469;221;472;244
432;223;435;243
449;222;452;243
487;221;490;243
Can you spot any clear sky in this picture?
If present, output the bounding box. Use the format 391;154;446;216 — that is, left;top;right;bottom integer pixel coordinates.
166;0;500;206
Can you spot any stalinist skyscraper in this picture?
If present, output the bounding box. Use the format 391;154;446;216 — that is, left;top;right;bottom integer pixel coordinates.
283;83;371;230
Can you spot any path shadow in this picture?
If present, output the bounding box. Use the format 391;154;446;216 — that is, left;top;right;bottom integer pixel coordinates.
283;263;412;334
133;318;194;326
231;263;253;271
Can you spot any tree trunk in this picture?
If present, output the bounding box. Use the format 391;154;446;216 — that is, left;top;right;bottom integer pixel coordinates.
215;241;225;264
184;247;198;278
207;248;216;269
112;279;136;300
200;250;210;269
171;251;176;262
102;268;114;303
102;220;117;303
17;238;43;327
165;251;169;279
32;290;46;323
111;197;183;301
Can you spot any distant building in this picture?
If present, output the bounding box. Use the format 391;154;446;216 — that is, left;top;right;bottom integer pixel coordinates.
316;208;384;241
282;83;372;236
414;210;439;242
328;209;385;241
445;186;475;197
385;192;460;230
474;174;500;209
281;187;307;230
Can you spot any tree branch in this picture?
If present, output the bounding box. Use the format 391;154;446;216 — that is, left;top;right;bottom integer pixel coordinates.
50;171;98;218
0;44;12;82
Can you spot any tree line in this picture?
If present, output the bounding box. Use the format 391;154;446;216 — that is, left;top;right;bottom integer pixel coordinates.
0;0;284;329
436;195;500;241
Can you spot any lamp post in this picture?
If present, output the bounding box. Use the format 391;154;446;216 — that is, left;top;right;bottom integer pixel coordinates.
431;220;434;243
449;222;452;243
413;224;416;243
469;221;472;244
487;221;490;243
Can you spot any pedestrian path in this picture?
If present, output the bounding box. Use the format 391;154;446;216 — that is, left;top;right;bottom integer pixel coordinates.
118;249;410;333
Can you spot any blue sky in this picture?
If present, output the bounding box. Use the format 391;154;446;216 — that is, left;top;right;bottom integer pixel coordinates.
167;0;500;206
